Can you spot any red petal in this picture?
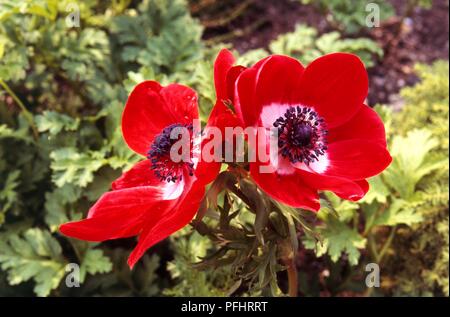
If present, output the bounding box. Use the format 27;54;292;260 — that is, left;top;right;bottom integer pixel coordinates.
208;50;243;134
226;65;246;102
207;52;244;135
328;105;387;147
87;186;163;219
59;187;163;241
112;160;161;190
195;161;221;186
352;180;370;201
127;183;206;268
235;55;305;127
297;170;367;201
250;163;320;211
113;159;199;200
122;81;199;156
232;57;275;127
323;140;392;180
159;84;199;124
122;81;175;156
298;53;368;128
332;179;369;202
214;49;235;101
194;136;221;186
207;94;244;137
59;212;144;242
206;64;246;169
235;67;258;126
255;55;305;113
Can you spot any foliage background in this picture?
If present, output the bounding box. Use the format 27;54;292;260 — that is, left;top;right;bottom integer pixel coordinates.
0;0;448;296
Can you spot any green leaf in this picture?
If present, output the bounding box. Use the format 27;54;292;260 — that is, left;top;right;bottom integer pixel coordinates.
316;32;383;67
79;248;112;283
303;214;366;265
237;49;269;67
301;0;394;34
361;176;390;204
323;192;359;223
35;111;80;135
44;184;83;231
165;230;231;296
0;228;67;296
269;24;382;67
383;129;445;199
50;147;106;188
84;167;121;202
0;123;32;143
0;37;29;82
84;249;160;296
239;179;269;245
0;0;58;22
111;0;203;75
0;169;20;215
373;199;423;227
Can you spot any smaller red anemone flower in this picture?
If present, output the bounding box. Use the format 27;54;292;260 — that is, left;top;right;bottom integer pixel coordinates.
207;49;246;135
60;81;218;268
202;49;246;165
230;52;392;211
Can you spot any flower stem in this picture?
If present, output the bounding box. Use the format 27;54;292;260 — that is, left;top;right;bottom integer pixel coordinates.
227;182;257;212
283;257;298;297
368;233;379;260
376;226;397;263
0;79;39;139
365;226;397;297
286;259;298;297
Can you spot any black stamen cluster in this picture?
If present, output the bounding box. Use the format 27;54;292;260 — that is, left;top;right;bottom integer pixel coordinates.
273;106;328;165
147;123;194;182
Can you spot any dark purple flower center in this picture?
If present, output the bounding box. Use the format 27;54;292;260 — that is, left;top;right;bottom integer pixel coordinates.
147;123;194;183
273;106;328;165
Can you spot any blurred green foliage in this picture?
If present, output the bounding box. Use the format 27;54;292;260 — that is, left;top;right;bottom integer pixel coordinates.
0;0;447;297
384;62;449;296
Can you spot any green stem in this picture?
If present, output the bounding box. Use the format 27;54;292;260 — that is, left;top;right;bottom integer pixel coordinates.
227;183;257;212
377;226;397;263
353;212;359;230
0;79;38;139
365;226;397;297
368;232;379;261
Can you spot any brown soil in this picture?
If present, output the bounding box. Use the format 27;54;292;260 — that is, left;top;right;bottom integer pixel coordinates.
368;0;449;105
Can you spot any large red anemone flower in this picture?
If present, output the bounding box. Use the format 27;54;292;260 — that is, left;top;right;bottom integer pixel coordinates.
229;51;392;211
60;81;218;268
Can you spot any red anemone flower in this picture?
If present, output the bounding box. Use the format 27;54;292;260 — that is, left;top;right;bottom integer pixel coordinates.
207;49;245;134
60;81;218;268
231;52;392;211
